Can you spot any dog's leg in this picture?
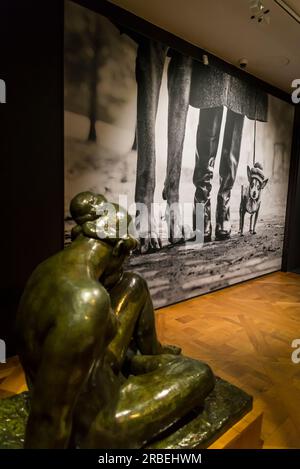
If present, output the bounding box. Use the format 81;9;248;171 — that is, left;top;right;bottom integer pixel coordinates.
252;206;260;234
249;214;254;233
238;187;244;236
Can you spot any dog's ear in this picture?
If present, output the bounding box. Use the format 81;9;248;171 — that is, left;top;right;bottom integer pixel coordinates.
261;178;269;189
247;166;251;183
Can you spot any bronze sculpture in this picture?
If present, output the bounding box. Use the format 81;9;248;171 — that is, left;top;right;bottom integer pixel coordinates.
9;191;251;449
16;191;214;448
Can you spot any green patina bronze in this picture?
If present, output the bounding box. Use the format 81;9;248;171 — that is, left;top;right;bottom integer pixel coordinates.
0;191;252;449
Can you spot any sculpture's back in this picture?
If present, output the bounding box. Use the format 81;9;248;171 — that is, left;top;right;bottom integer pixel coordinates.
17;235;115;389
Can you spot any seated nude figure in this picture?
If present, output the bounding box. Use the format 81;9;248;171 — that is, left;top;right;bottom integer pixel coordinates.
16;191;214;449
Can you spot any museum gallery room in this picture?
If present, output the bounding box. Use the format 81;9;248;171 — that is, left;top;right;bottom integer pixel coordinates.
1;0;300;456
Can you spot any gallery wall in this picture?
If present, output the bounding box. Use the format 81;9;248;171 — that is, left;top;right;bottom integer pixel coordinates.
0;0;298;356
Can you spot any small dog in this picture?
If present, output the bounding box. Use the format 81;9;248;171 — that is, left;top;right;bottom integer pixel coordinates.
239;162;268;236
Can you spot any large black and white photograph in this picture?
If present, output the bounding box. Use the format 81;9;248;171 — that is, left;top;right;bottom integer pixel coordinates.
64;0;295;308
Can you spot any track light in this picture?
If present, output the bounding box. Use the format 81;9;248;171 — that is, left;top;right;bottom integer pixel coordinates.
249;0;271;24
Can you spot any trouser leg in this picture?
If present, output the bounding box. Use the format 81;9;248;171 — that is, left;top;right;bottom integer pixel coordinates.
135;39;167;203
135;40;168;251
163;52;192;204
216;109;244;240
163;52;193;242
193;107;223;241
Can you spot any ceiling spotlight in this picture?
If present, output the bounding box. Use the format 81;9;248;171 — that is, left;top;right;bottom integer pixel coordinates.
249;0;270;24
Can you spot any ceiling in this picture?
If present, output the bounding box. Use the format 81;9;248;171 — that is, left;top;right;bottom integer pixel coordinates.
108;0;300;93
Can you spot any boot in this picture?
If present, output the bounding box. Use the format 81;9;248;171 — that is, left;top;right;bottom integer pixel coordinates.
193;197;212;243
165;203;185;245
192;107;223;243
215;110;244;241
215;194;231;241
215;222;231;241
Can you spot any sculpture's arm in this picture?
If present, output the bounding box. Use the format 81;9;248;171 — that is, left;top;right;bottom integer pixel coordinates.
100;236;139;289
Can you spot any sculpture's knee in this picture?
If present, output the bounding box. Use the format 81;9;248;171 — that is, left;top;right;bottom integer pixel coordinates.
170;357;215;400
123;272;149;298
191;360;215;397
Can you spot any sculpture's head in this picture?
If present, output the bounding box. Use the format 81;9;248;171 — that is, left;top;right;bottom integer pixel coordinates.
70;191;107;225
70;191;139;257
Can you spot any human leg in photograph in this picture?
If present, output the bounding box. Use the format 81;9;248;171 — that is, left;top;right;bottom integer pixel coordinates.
135;39;168;253
162;51;193;245
192;107;223;242
216;109;244;241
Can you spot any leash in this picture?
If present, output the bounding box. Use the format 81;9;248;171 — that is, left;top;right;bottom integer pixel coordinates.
253;118;257;166
253;89;257;166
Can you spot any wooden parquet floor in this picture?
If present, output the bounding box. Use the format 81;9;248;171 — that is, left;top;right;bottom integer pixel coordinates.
0;356;27;399
1;271;299;448
156;271;300;448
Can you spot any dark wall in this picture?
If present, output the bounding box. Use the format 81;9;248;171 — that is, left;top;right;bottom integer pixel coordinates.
283;105;300;272
0;0;64;356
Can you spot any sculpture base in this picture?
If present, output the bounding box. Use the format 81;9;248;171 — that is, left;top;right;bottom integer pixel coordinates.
0;392;29;449
208;404;263;449
0;377;252;449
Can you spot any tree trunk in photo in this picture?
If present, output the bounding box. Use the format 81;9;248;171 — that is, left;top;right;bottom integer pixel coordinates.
87;20;102;143
87;49;98;142
132;127;137;151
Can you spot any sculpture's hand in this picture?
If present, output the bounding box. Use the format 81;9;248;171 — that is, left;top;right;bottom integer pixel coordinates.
160;344;182;355
117;236;139;255
100;236;139;288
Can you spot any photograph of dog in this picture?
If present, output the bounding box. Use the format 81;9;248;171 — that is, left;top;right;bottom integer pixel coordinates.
239;162;269;236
